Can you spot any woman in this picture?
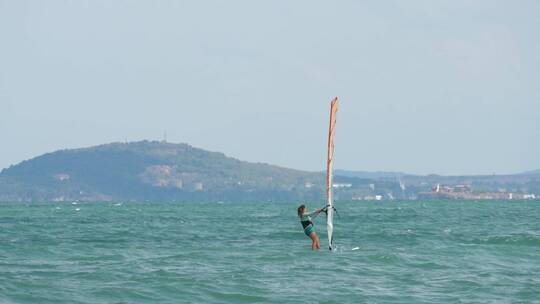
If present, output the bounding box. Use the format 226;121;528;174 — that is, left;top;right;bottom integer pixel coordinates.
297;204;324;250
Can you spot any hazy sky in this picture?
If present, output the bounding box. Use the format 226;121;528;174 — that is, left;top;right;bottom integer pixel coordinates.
1;0;539;175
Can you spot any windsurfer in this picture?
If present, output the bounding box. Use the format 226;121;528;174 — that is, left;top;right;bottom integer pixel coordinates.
297;204;325;250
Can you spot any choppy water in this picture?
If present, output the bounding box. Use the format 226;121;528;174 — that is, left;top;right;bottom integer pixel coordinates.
1;200;539;303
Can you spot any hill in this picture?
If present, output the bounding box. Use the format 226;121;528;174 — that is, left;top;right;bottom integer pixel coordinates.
521;169;540;176
0;141;326;202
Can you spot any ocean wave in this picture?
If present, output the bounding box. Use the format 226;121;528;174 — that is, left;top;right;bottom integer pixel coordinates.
465;234;540;246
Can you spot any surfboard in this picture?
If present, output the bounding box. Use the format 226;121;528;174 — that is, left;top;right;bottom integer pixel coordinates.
326;97;339;250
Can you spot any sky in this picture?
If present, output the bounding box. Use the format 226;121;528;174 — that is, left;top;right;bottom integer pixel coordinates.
1;0;539;175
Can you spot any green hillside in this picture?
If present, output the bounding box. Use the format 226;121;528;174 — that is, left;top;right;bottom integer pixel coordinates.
0;141;324;202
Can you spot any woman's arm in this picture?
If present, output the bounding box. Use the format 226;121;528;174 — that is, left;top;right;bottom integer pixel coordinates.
307;208;324;217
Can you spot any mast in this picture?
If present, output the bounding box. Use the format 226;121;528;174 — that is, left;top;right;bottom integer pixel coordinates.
326;97;339;250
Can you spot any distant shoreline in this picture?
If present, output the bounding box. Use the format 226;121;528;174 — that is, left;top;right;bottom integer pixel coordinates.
1;141;538;202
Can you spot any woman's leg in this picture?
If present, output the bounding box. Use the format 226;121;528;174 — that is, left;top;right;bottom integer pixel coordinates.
309;232;319;250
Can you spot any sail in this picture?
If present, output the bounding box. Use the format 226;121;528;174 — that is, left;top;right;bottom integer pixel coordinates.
326;97;339;250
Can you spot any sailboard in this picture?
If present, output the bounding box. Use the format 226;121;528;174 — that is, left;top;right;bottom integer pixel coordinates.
326;97;339;250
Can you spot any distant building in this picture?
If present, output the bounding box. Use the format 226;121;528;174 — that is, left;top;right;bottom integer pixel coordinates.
433;184;471;193
173;179;183;189
332;183;352;188
194;182;204;191
453;185;471;193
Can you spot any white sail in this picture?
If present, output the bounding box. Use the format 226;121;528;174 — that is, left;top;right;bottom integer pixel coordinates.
326;97;339;250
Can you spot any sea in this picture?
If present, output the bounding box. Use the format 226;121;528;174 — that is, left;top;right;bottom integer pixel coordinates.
1;200;539;303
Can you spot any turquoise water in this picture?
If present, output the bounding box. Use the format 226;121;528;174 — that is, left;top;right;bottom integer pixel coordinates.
1;200;539;303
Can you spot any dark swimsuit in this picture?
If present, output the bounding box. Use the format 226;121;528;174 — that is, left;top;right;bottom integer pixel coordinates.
300;214;315;236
